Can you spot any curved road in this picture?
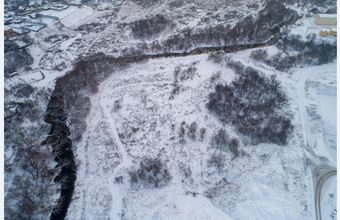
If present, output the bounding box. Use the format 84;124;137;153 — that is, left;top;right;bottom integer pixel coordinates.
314;166;337;220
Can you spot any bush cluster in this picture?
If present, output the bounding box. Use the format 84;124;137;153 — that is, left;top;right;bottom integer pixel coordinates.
208;129;242;170
208;51;224;64
211;129;240;158
250;49;268;61
177;121;205;143
170;64;197;99
5;45;33;77
130;14;171;39
278;34;336;65
129;158;171;188
251;34;337;71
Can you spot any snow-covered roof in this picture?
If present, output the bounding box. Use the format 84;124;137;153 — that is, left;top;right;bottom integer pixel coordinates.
10;21;46;32
11;27;30;34
317;14;337;18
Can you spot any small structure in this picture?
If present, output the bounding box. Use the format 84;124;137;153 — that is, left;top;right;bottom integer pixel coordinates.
29;12;38;19
11;27;31;35
34;13;59;25
320;29;337;37
329;28;337;36
10;21;46;32
314;14;337;25
4;27;15;39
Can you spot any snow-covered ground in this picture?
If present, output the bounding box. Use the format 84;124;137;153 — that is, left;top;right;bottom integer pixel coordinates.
4;1;337;219
38;6;85;20
60;6;95;28
290;15;336;43
290;63;337;167
67;49;336;219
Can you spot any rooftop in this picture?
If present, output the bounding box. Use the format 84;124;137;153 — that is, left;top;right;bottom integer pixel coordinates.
317;14;337;18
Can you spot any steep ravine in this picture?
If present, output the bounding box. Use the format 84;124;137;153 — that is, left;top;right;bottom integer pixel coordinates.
44;39;278;219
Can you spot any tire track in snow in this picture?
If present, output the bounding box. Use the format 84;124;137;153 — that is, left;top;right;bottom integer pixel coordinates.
98;77;172;218
99;76;134;219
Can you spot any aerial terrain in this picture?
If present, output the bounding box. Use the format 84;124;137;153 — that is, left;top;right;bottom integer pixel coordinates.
4;0;337;219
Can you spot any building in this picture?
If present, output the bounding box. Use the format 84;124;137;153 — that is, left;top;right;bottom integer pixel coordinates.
330;28;337;36
314;14;337;25
319;28;337;37
4;27;15;39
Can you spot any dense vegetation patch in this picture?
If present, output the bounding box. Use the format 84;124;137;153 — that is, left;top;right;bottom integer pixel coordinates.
129;158;171;188
5;45;33;77
130;14;171;39
207;65;293;145
250;34;336;71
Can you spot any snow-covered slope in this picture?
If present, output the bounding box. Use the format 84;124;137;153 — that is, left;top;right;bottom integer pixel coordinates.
66;50;336;219
4;0;337;219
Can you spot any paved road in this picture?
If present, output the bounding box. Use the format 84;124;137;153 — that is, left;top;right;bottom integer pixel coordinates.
314;166;336;220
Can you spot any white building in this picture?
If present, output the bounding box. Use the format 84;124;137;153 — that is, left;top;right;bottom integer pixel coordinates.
314;14;337;25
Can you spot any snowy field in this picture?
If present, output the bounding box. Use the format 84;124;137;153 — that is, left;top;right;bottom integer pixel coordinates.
38;6;95;28
66;48;336;219
291;63;337;167
60;6;95;28
38;6;83;20
4;0;337;219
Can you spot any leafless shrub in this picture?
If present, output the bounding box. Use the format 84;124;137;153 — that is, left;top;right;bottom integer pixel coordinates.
178;162;193;184
113;100;122;112
207;154;225;171
179;65;197;81
178;121;186;144
208;51;224;64
188;122;198;140
114;176;124;184
199;128;206;141
208;129;242;170
229;138;240;158
250;49;268;61
210;71;221;83
225;59;244;75
169;84;181;100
